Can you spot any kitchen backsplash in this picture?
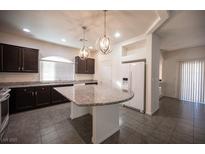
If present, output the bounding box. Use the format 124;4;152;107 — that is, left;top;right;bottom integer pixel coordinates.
0;73;40;83
74;74;94;80
0;73;94;83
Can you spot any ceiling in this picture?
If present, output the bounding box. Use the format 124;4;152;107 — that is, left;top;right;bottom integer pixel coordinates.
156;10;205;51
0;10;158;49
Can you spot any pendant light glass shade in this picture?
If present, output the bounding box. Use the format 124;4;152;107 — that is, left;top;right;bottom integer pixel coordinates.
79;26;89;60
79;46;89;60
97;10;112;55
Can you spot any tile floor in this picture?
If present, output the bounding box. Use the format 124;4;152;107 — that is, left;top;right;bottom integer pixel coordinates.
1;97;205;144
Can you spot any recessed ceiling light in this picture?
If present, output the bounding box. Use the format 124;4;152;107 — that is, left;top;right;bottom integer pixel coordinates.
61;38;66;42
23;28;30;33
114;32;121;38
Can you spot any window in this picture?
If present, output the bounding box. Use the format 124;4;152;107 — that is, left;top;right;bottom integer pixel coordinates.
40;56;74;81
179;59;205;103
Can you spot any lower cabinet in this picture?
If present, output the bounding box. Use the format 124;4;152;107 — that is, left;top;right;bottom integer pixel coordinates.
10;85;72;113
12;87;36;112
36;86;51;107
51;88;67;104
51;84;73;104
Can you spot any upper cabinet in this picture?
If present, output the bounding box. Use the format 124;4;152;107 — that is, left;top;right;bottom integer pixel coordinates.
86;58;95;74
75;56;95;74
0;43;39;73
2;44;22;72
21;47;39;72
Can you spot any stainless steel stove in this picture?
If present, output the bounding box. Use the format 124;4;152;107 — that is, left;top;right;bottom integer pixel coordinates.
0;88;11;139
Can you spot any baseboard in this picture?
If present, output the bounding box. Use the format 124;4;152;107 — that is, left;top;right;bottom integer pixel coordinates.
122;104;145;113
145;106;159;115
160;96;178;100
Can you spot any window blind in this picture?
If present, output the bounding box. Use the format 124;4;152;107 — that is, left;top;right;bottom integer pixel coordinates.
180;59;205;103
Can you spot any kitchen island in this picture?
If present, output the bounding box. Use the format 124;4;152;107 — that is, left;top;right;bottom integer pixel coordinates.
0;80;97;88
0;80;97;113
55;84;134;144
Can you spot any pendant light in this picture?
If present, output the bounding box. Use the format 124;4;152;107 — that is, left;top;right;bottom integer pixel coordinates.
97;10;112;54
79;26;89;60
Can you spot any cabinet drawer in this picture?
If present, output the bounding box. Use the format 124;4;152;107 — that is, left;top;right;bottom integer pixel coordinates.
36;86;50;92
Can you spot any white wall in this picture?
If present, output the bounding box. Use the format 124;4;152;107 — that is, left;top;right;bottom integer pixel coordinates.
159;52;164;80
149;34;160;114
0;32;94;82
94;34;160;115
162;46;205;98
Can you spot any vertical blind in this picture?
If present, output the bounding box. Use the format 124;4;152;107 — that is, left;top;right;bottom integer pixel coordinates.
180;59;205;103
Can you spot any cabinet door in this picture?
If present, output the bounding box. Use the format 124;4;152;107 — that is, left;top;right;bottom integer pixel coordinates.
22;47;39;73
14;87;35;112
35;86;51;107
51;85;71;104
86;58;95;74
0;44;3;72
2;44;21;72
51;89;68;104
75;56;86;74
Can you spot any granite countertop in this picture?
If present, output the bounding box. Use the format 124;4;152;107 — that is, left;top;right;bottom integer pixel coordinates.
55;84;134;106
0;80;98;88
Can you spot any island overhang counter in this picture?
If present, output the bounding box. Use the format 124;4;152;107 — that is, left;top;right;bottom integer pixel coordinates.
55;84;134;144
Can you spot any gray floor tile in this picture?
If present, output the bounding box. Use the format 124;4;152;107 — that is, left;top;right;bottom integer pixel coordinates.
2;97;205;144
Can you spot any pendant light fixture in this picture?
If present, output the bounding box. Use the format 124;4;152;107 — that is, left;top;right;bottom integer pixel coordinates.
79;26;89;60
97;10;112;54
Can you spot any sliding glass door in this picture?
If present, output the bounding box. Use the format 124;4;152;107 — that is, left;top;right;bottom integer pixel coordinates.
179;59;205;103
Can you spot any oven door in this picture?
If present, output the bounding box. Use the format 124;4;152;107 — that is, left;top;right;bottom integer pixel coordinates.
0;93;10;133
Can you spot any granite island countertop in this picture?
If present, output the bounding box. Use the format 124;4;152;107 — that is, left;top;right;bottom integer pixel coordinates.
55;84;134;106
0;80;98;88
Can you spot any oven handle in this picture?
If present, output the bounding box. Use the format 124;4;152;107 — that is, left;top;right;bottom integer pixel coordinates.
0;94;10;102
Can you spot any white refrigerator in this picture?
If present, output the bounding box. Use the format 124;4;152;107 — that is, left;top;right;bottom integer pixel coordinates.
121;61;145;113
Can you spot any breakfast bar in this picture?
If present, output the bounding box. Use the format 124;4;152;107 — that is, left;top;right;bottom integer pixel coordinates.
55;84;134;144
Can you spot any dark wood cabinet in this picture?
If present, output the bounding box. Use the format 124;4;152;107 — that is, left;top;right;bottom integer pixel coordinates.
75;56;95;74
11;86;50;113
86;58;95;74
0;44;3;72
13;87;36;112
22;47;39;73
0;43;39;73
10;84;73;113
51;88;67;104
36;86;51;107
2;44;22;72
75;56;86;74
51;85;72;104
